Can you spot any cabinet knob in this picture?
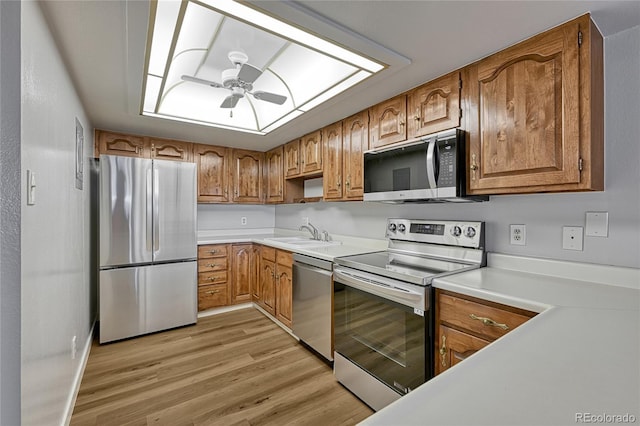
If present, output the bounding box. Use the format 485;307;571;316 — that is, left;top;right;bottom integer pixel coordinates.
439;334;447;367
208;249;218;254
208;276;217;282
414;108;420;122
206;289;220;295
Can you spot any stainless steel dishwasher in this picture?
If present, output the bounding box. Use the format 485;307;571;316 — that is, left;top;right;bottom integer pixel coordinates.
292;253;334;361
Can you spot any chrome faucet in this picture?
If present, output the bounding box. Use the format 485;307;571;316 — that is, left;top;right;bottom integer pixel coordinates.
299;223;320;240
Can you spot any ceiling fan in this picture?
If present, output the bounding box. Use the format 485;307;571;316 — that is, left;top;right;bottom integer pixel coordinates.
181;51;287;110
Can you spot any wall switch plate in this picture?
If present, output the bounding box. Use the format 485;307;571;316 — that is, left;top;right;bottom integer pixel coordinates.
27;170;36;205
240;217;247;226
585;212;608;237
509;224;526;245
562;226;584;251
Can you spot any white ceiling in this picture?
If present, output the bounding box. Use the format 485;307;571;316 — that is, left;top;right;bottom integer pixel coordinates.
39;1;640;152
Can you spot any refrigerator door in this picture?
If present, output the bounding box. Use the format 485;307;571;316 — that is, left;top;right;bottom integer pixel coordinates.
153;159;197;263
99;261;197;343
100;155;153;268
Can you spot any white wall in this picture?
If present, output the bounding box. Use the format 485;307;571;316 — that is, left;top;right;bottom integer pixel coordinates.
21;2;94;424
198;204;275;230
0;1;22;424
276;25;640;269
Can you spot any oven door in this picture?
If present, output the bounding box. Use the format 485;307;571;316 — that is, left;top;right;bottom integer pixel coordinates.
333;267;431;396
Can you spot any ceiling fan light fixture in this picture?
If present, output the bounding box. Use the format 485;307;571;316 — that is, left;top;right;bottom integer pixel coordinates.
142;0;388;135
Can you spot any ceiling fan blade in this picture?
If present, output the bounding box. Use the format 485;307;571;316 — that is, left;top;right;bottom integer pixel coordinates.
237;63;262;83
220;95;241;109
252;91;287;105
181;75;224;88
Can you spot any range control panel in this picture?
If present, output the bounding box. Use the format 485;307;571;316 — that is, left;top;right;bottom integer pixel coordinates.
386;219;484;249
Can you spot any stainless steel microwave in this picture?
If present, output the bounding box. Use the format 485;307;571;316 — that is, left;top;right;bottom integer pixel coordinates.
363;129;488;203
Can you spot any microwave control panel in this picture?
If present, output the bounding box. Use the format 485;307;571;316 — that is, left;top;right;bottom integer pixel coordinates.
436;139;456;188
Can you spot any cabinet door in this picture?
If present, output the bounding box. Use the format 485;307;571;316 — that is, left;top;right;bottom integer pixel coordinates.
284;140;300;178
369;95;407;148
408;71;461;138
322;121;343;200
436;325;490;375
276;264;293;329
260;259;276;316
149;138;193;162
231;244;253;304
194;144;229;203
251;245;261;302
231;149;263;203
342;111;369;200
265;146;284;203
467;17;582;193
96;130;149;158
300;130;323;174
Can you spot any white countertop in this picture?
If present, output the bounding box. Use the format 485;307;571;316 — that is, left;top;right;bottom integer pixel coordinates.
197;228;387;261
362;253;640;426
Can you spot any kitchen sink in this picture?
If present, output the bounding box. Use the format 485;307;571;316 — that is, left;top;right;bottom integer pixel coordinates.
264;236;342;248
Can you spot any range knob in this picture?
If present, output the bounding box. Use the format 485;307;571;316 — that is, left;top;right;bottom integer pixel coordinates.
464;226;476;238
398;223;406;232
450;226;462;237
388;223;397;232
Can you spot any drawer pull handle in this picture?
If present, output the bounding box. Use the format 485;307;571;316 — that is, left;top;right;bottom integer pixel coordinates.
207;276;218;282
469;313;509;330
206;263;220;268
206;290;219;295
439;335;447;367
208;249;218;254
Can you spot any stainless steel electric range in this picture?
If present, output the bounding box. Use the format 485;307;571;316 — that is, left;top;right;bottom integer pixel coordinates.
332;219;485;411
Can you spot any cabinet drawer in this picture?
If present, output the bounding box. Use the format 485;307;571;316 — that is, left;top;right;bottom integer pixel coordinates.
261;246;276;262
438;291;535;341
198;284;228;311
198;244;228;259
198;258;228;273
198;271;228;286
276;249;292;266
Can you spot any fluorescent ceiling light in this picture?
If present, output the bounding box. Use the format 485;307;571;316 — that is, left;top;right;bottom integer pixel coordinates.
141;0;387;135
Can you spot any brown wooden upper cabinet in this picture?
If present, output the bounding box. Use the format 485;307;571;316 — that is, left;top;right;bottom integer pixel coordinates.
149;138;193;162
284;140;301;178
231;149;263;203
95;130;148;158
466;14;603;195
194;144;229;203
322;121;344;200
323;111;369;201
300;130;323;175
369;94;407;148
408;71;461;138
265;146;284;204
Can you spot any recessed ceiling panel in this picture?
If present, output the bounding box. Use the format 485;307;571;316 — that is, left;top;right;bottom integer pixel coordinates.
142;0;386;134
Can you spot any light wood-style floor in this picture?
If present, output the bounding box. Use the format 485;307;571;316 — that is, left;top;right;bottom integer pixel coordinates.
71;308;373;425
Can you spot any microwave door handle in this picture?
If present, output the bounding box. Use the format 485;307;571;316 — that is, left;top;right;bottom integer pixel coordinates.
426;139;437;189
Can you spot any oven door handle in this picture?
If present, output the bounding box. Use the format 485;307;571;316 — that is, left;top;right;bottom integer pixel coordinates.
334;269;424;309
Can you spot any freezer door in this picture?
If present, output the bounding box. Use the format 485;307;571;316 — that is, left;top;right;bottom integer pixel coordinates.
100;155;153;267
153;160;197;263
99;261;197;343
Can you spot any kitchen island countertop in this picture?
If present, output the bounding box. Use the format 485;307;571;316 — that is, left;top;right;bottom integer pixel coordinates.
361;253;640;426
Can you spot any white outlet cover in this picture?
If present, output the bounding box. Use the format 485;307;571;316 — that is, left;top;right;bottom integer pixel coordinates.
562;226;584;251
585;212;608;237
509;224;526;246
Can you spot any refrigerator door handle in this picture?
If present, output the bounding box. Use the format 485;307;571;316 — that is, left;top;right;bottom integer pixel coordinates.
146;167;153;252
153;166;160;253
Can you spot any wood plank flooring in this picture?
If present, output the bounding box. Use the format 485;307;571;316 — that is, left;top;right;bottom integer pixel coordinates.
71;308;373;425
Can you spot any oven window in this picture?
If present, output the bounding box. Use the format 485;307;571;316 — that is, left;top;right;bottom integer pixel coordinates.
334;281;429;394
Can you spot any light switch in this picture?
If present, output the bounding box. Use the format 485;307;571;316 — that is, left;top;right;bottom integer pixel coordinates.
27;170;36;206
585;212;608;237
562;226;583;251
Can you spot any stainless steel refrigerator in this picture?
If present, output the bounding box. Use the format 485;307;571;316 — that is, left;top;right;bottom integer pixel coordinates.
99;155;197;343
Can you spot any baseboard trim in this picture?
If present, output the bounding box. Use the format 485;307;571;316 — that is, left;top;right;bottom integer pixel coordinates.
62;321;95;426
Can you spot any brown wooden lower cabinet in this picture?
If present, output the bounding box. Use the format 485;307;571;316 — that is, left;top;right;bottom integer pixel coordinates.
257;246;293;329
435;289;537;375
231;244;259;304
197;244;231;310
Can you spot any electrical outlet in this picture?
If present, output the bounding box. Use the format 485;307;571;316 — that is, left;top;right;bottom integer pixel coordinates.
71;335;77;360
562;226;584;251
240;217;247;226
509;224;526;245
